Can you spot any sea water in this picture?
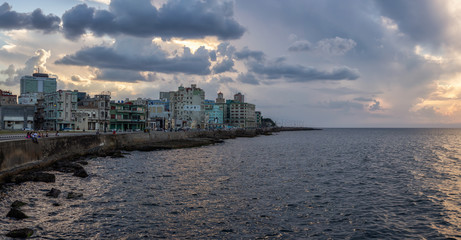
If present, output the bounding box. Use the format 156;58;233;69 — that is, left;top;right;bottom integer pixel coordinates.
0;129;460;239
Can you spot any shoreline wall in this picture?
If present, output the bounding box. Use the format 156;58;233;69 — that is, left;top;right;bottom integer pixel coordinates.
0;129;259;182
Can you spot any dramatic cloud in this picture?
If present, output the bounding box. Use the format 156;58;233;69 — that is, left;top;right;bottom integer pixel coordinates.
0;3;60;32
94;69;149;82
56;44;212;76
212;58;234;74
62;0;245;40
237;72;259;85
374;0;451;49
234;47;265;61
0;49;51;86
248;59;360;82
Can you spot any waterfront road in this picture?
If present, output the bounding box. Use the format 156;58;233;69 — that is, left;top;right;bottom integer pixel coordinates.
0;131;130;142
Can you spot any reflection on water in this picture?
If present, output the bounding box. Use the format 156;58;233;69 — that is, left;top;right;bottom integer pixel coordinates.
0;129;460;239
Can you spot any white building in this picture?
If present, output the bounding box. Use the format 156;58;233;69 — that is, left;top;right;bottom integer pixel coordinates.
170;84;205;128
43;90;78;130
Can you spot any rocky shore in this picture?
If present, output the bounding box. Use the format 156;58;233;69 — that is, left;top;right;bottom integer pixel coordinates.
0;127;318;238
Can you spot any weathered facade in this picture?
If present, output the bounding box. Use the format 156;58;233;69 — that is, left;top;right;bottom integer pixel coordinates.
109;101;146;131
0;105;34;130
170;84;205;128
43;90;78;130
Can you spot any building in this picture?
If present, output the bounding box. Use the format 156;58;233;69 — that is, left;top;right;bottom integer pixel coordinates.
19;73;57;104
77;92;111;131
205;104;224;129
0;90;17;105
170;84;205;129
0;105;35;130
234;92;245;103
43;90;78;130
110;101;146;131
255;111;262;128
147;99;169;130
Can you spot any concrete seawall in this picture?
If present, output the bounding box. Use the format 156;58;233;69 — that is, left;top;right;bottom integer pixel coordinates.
0;129;264;183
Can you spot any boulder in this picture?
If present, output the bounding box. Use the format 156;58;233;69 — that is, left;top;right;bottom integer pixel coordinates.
6;228;34;238
73;168;89;178
11;201;27;209
53;162;84;173
67;192;83;199
13;172;55;184
6;208;28;220
45;188;61;198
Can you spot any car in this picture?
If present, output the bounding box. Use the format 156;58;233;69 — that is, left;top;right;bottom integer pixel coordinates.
23;127;33;131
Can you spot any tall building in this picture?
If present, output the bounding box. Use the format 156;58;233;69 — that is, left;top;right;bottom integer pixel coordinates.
170;84;205;128
43;90;78;130
19;73;57;104
0;90;17;105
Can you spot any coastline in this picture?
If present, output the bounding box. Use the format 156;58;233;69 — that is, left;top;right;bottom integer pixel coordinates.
0;127;318;184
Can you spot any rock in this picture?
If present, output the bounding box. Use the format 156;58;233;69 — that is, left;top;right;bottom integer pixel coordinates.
67;192;83;199
6;228;34;238
77;160;88;165
109;150;124;158
52;202;61;206
13;172;55;184
11;200;27;209
73;168;89;178
53;162;84;173
46;188;61;198
6;208;28;220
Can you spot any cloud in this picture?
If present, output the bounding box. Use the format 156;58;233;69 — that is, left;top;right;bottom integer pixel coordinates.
62;0;245;40
289;37;356;55
317;37;357;55
234;47;265;61
212;58;234;74
211;76;234;83
288;40;312;52
93;69;149;82
368;99;382;111
374;0;451;49
217;42;236;57
56;43;212;76
237;72;259;85
248;59;360;82
0;49;51;86
0;3;60;33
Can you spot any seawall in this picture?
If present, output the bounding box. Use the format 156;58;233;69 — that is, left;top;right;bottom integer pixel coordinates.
0;129;265;183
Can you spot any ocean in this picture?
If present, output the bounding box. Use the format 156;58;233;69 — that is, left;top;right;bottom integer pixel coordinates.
1;129;460;239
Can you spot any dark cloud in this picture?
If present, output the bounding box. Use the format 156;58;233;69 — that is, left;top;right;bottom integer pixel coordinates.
354;97;374;102
234;47;265;61
0;64;16;86
94;69;149;82
212;58;234;74
209;50;217;61
249;59;360;82
217;42;235;57
374;0;450;49
324;100;364;111
0;3;60;32
237;72;259;85
62;0;245;40
56;45;211;76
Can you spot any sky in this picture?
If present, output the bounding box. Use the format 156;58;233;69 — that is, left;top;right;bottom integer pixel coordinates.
1;0;461;127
